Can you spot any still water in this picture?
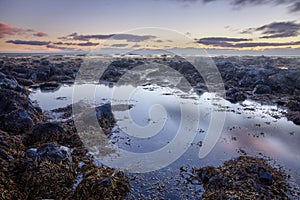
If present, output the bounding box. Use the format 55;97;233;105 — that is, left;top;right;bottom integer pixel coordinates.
30;83;300;199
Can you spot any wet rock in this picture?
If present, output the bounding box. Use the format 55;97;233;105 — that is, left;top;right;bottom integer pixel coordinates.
30;66;51;82
286;100;300;112
49;75;73;82
0;72;22;91
39;82;61;92
258;167;273;185
28;122;66;145
101;68;123;82
1;109;35;134
285;111;300;125
253;84;271;94
0;72;43;134
197;166;217;184
24;121;82;147
35;143;71;162
226;88;247;103
14;77;34;86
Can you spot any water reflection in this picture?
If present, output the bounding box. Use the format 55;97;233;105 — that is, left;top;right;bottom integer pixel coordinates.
30;83;300;194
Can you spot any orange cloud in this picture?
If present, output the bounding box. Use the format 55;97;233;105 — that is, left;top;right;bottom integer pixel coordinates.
0;21;48;39
0;21;34;38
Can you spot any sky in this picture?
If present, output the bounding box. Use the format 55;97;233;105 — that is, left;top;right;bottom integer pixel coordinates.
0;0;300;55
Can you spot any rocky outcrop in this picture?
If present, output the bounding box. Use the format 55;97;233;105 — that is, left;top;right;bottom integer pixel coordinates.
0;72;44;134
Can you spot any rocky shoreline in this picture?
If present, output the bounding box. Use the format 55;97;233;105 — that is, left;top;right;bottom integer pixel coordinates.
0;67;130;199
0;55;299;199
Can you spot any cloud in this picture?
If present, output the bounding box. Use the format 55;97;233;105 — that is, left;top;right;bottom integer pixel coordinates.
76;42;99;46
33;32;48;37
242;21;300;38
6;40;50;46
170;0;300;13
59;32;114;41
54;41;99;46
6;39;99;49
0;21;34;38
234;41;300;48
289;2;300;12
196;37;300;48
0;21;49;39
111;43;128;47
46;44;76;50
196;37;252;47
112;34;156;42
59;32;156;42
132;44;141;48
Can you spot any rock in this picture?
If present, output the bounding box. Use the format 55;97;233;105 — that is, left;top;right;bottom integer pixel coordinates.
36;143;71;162
0;72;43;134
258;167;273;185
49;75;73;82
24;121;82;147
25;122;66;146
73;165;130;200
226;88;247;103
30;67;51;82
285;111;300;125
95;103;116;135
16;146;76;199
197;166;217;184
0;72;22;91
253;84;271;94
188;156;289;199
39;82;61;92
286;100;300;112
0;130;26;199
1;109;35;134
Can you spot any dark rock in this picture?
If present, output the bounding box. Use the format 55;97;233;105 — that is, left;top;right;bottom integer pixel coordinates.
226;89;247;103
1;109;34;134
286;100;300;112
39;82;61;92
189;156;289;199
40;59;51;66
258;167;273;185
25;122;66;146
15;77;34;86
253;84;271;94
285;111;300;125
49;75;73;82
197;166;217;184
36;143;71;162
0;72;43;134
0;72;22;91
95;103;116;135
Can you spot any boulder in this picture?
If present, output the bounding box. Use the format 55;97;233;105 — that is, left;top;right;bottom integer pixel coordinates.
253;84;271;94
